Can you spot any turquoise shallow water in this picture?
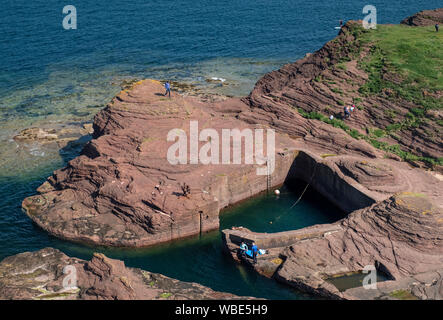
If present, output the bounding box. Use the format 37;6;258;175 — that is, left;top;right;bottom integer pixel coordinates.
1;0;441;299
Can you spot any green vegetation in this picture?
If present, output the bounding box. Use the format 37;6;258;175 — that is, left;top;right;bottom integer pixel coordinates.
297;109;364;140
367;139;442;165
370;128;386;138
389;289;418;300
336;62;347;71
331;88;344;95
159;292;172;299
321;154;338;158
356;25;442;166
358;25;442;112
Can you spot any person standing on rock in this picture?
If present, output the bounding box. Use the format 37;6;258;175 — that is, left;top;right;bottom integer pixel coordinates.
344;106;351;119
251;242;258;264
164;81;171;97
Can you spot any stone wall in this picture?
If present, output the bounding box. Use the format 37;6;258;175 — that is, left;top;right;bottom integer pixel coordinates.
286;150;376;213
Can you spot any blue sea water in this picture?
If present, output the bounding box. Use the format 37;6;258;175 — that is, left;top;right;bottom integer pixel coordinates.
0;0;440;299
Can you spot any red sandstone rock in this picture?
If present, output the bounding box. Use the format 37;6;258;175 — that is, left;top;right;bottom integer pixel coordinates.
401;8;443;26
23;80;299;247
0;248;248;300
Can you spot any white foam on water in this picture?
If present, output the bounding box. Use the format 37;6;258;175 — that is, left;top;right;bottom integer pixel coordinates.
210;77;226;82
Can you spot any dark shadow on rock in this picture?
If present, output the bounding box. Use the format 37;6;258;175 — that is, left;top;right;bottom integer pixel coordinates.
58;134;93;164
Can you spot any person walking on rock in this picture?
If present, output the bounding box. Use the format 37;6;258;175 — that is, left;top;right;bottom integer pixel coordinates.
164;81;171;97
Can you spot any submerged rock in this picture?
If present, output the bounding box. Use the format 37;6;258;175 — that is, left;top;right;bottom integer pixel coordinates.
0;248;249;300
13;123;94;149
14;127;58;142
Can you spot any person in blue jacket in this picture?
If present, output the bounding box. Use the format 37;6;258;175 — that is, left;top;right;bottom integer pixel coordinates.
164;81;171;97
251;242;258;264
344;106;351;119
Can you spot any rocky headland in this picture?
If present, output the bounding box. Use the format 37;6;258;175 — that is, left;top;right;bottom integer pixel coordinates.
22;79;299;247
400;8;443;26
11;9;443;299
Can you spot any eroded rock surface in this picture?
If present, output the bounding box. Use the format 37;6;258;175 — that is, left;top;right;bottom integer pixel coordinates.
401;8;443;26
0;248;247;300
22;76;441;248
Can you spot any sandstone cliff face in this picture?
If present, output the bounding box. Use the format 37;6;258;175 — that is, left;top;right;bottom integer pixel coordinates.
0;248;247;300
276;193;442;297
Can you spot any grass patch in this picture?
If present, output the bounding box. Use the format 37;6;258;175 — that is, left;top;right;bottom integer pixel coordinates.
314;75;323;82
358;25;442;112
271;258;283;265
297;109;365;139
371;128;386;138
336;62;347;71
159;292;173;299
331;88;344;95
367;138;443;166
